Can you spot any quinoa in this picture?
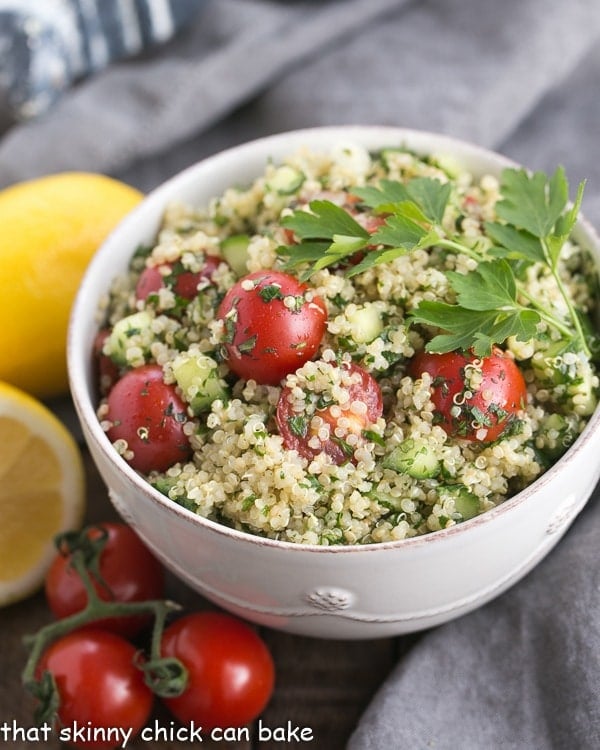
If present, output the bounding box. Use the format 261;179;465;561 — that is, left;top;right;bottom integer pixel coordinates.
97;143;599;545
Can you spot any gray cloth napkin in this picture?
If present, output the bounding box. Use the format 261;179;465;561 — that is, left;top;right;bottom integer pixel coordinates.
348;493;600;750
2;0;599;747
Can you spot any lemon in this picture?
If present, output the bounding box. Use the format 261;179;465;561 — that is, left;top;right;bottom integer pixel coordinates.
0;381;85;607
0;172;143;399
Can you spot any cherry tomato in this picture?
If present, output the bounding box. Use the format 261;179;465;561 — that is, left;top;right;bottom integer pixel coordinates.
136;255;222;301
37;629;153;750
93;329;119;395
217;270;327;385
276;361;383;464
353;211;387;235
105;364;192;473
409;348;527;442
160;612;275;730
45;522;165;637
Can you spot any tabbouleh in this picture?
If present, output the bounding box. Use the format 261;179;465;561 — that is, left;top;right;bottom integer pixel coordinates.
97;142;599;545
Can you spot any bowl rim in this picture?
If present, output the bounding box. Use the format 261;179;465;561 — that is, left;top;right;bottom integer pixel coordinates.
68;124;600;555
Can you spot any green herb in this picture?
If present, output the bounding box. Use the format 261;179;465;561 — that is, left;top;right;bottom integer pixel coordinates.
280;179;451;279
355;177;450;224
412;167;589;356
280;200;369;277
237;335;257;354
287;415;308;438
409;260;542;355
222;315;237;344
299;474;323;493
258;284;284;302
242;494;257;511
283;199;369;240
280;163;591;358
331;435;354;458
362;429;386;447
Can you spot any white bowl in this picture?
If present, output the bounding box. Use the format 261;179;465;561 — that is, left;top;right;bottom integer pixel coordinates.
68;126;600;639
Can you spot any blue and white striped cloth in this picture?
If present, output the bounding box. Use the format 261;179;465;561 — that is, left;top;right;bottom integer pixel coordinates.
0;0;202;121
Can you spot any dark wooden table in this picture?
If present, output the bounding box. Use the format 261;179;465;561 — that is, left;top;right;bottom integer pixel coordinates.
1;435;423;750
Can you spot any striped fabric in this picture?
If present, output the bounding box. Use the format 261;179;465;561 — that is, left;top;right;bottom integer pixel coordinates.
0;0;203;121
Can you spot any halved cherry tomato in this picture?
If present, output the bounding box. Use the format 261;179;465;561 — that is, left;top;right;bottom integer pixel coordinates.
217;270;327;385
276;361;383;464
44;522;165;637
136;255;222;301
409;348;527;442
160;612;275;730
37;629;153;750
105;364;192;473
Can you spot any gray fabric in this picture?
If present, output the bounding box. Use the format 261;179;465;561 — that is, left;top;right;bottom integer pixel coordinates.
349;493;600;750
0;0;410;186
2;0;599;747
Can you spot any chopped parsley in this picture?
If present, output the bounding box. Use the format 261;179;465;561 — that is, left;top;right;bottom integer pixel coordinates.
287;415;308;438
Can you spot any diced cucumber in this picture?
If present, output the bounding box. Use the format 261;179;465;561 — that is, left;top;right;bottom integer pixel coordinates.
106;310;154;366
571;363;598;416
531;342;570;385
221;234;250;277
538;412;578;460
331;143;372;174
265;165;305;195
382;438;441;479
441;485;480;521
347;304;384;343
172;352;228;414
532;346;598;416
542;412;566;431
430;153;462;178
371;491;403;512
151;475;178;497
379;147;411;169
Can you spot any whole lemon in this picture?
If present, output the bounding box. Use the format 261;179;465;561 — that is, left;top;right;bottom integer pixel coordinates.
0;172;143;398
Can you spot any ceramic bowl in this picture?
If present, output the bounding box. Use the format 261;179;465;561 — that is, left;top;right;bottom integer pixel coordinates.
68;126;600;639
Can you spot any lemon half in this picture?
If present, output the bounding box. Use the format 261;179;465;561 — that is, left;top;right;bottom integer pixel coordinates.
0;382;85;607
0;172;143;399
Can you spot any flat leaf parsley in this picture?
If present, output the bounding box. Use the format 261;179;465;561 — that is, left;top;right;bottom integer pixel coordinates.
279;166;593;358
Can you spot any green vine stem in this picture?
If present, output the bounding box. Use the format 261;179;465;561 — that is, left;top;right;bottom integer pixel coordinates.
21;526;188;724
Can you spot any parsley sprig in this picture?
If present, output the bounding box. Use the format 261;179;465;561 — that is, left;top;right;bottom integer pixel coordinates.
280;178;454;278
279;166;592;358
412;167;589;357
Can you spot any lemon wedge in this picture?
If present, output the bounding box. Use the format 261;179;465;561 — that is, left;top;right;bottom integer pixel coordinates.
0;381;85;607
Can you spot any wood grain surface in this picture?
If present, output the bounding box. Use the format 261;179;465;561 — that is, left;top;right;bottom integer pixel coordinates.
1;441;425;750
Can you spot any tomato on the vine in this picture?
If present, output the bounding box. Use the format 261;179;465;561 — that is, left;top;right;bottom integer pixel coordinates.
160;612;275;730
217;270;327;385
44;523;165;637
37;629;153;750
276;361;383;464
105;364;192;473
409;347;527;442
135;255;222;301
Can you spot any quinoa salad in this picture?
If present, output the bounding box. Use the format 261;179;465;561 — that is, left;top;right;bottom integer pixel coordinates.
95;143;599;545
